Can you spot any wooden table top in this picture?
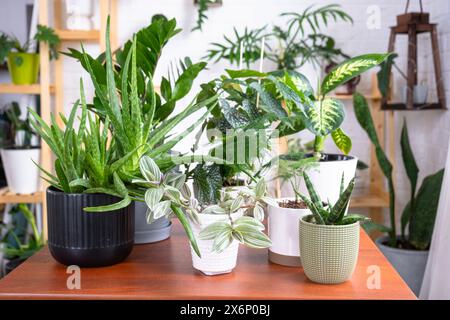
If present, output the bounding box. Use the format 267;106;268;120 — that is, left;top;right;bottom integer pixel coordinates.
0;221;415;300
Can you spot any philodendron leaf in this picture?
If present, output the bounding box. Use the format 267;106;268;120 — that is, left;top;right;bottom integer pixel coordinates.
304;98;344;136
321;53;390;96
331;128;352;155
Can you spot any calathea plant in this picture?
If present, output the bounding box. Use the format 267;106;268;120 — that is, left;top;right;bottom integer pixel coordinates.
353;93;444;249
299;172;369;225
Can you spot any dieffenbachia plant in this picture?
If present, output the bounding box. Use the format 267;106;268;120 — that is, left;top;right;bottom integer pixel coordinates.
354;93;444;249
198;179;273;253
299;172;369;225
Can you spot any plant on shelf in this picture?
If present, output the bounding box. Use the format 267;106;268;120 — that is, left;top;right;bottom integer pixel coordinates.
0;102;40;194
0;25;60;84
204;4;352;71
187;178;272;275
0;204;44;274
353;92;444;294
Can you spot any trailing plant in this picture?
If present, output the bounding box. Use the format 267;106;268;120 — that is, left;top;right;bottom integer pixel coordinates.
198;178;273;253
0;102;36;148
353;93;444;249
204;4;352;70
0;25;60;62
299;172;369;225
1;204;44;260
192;0;219;32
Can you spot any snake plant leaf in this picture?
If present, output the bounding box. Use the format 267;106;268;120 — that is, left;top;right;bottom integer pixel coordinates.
145;188;164;211
339;172;345;197
400;201;412;239
321;53;390;96
400;119;419;214
408;169;444;250
338;213;370;225
199;222;230;240
329;177;355;224
302;172;323;209
304;98;344;136
298;193;325;224
331;128;352;155
226;69;267;78
362;221;391;234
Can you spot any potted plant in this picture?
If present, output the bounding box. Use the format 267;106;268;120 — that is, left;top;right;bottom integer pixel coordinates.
0;102;40;194
65;15;210;245
298;172;369;284
0;25;60;84
353;93;444;295
190;178;272;275
1;204;44;274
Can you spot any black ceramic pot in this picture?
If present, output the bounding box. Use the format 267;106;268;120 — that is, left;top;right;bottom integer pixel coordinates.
46;187;135;267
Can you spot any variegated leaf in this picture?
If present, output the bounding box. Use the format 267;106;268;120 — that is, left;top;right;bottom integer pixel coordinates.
253;204;265;222
199;222;229;240
254;178;266;198
234;216;265;230
145;188;164;211
153;200;172;219
321;53;390;96
212;227;234;252
139;156;162;183
261;196;279;207
331;128;352;155
230;196;244;213
304;98;344;136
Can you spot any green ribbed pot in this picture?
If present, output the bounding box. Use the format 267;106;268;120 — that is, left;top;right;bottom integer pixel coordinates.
299;216;360;284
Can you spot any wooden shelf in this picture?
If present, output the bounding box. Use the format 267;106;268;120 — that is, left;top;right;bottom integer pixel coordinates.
0;83;55;94
381;102;446;111
330;94;381;101
350;193;389;208
0;188;43;204
55;29;100;41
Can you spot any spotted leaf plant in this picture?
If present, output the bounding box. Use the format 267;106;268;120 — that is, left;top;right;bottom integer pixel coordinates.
197;179;273;253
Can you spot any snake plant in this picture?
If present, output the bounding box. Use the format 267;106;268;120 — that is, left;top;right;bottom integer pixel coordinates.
353;93;444;249
298;172;369;225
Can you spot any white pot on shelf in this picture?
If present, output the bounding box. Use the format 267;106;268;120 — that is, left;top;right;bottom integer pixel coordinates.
190;210;243;276
0;147;40;194
65;0;93;30
402;84;428;105
268;198;310;267
302;154;358;206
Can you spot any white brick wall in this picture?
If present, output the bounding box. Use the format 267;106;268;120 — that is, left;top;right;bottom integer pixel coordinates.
1;0;448;228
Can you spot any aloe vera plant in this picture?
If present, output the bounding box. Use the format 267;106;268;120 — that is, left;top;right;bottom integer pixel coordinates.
353;93;444;249
298;172;369;225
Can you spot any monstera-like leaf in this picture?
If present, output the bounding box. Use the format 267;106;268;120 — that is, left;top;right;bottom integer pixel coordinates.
321;53;390;96
303;98;344;136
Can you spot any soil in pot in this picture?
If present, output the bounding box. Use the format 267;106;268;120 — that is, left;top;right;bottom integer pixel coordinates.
278;199;308;209
47;187;135;267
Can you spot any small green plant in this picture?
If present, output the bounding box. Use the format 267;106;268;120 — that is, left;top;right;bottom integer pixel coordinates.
0;102;36;148
0;25;60;62
198;178;273;253
353;93;444;249
299;172;369;225
1;204;44;261
204;4;352;70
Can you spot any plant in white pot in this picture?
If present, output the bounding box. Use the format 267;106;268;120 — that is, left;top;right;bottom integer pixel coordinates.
298;172;369;284
353;93;444;296
190;179;273;275
0;102;40;194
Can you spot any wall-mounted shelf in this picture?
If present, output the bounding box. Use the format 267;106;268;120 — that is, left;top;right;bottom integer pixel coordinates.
0;83;55;94
0;188;43;204
55;29;100;41
330;94;381;101
381;102;445;111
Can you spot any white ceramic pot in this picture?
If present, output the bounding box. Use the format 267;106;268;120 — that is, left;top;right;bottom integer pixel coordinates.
65;0;93;30
268;198;310;266
1;148;40;194
303;154;358;207
402;84;428;105
190;210;243;276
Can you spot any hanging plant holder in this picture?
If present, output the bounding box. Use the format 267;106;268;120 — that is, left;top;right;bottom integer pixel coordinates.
382;0;446;111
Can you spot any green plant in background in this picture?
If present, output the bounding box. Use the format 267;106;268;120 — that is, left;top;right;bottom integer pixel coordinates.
192;0;217;32
353;93;444;249
204;4;352;70
198;179;272;253
0;25;60;62
1;204;44;261
299;172;369;225
0;102;36;148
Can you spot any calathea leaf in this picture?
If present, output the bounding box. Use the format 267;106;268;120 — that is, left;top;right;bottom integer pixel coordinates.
321;53;390;96
331;128;352;155
303;98;344;136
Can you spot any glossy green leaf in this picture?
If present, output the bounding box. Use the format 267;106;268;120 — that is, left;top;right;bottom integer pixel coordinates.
304;98;344;136
331;128;352;155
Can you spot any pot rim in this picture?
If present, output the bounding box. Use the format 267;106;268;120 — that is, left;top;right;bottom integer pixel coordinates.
375;236;430;254
46;186;122;199
300;215;359;229
268;197;311;212
1;146;41;151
